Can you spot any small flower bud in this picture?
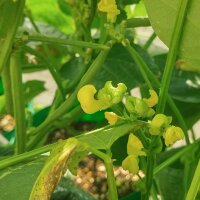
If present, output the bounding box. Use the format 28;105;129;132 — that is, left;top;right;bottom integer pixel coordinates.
127;134;146;156
163;125;185;146
149;114;172;135
122;155;139;175
97;81;127;105
104;112;120;125
98;0;120;23
125;96;155;118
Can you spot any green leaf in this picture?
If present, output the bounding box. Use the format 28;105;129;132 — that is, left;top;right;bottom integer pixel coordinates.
94;44;159;90
23;80;46;103
29;138;87;200
0;157;46;200
52;177;96;200
77;121;140;150
143;0;200;73
154;54;200;103
60;44;159;91
57;0;72;16
26;0;74;34
156;166;184;200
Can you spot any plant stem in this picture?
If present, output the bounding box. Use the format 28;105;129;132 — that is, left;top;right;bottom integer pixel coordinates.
144;154;155;200
0;143;55;170
1;59;13;115
154;140;199;175
0;0;25;73
143;32;156;50
125;18;150;28
124;42;190;144
185;159;200;200
24;35;110;51
125;42;153;89
10;50;26;154
156;0;190;113
27;48;110;149
88;147;118;200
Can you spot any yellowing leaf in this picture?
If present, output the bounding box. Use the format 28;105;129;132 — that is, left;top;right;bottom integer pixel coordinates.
29;138;79;200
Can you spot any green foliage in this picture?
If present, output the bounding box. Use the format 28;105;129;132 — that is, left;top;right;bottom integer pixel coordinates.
144;0;200;73
0;0;200;200
154;54;200;103
77;122;137;150
0;157;46;200
26;0;74;34
60;44;159;90
23;80;46;103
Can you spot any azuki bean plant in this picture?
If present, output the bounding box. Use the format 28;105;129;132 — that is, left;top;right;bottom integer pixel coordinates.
0;0;200;200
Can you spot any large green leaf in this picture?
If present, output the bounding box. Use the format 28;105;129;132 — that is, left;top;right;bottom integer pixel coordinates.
94;44;159;90
77;121;139;150
156;146;200;200
26;0;74;34
144;0;200;73
0;157;46;200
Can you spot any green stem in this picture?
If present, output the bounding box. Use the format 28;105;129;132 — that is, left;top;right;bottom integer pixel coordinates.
24;35;110;51
1;59;13;115
22;64;47;72
10;50;26;154
125;18;151;28
88;147;118;200
154;141;199;175
151;181;159;200
0;0;25;73
0;143;55;170
124;42;190;144
144;154;155;200
156;0;190;113
143;32;156;50
125;41;153;89
27;48;110;149
185;159;200;200
22;45;65;99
